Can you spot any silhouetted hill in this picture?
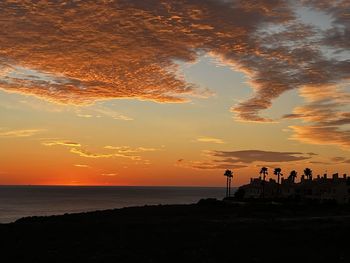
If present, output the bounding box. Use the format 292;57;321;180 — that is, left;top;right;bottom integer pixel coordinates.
1;200;350;262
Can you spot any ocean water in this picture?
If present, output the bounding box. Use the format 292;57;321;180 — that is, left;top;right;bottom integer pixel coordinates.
0;186;226;223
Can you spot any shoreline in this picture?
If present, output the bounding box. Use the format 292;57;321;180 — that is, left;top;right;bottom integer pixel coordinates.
0;185;227;188
0;186;226;224
4;198;350;224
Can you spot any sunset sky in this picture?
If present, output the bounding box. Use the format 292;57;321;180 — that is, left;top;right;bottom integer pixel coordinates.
0;0;349;186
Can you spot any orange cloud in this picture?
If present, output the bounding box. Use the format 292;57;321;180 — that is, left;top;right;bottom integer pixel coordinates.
42;141;81;147
42;140;156;161
196;136;225;144
0;0;348;146
101;173;118;177
74;164;90;168
0;129;43;138
286;85;350;149
70;148;116;159
0;0;293;109
104;146;158;153
289;126;350;149
93;108;133;121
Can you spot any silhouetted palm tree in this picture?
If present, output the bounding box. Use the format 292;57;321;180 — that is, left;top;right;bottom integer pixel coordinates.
289;170;297;183
224;170;233;198
304;168;313;180
259;167;268;198
273;168;282;197
260;167;268;181
273;168;282;184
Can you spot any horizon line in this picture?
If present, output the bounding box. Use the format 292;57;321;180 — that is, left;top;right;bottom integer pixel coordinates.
0;184;227;188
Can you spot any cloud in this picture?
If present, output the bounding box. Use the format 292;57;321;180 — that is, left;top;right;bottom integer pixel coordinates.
307;152;318;156
74;164;90;168
308;161;332;165
196;136;225;144
307;155;350;165
75;105;133;121
304;1;350;50
70;148;119;159
41;138;155;161
0;129;42;138
331;157;347;162
176;159;247;170
0;1;348;150
104;146;158;153
1;0;223;104
179;149;312;170
210;150;312;163
70;148;144;160
42;141;81;147
76;114;93;118
0;0;296;111
274;2;350;149
290;125;350;149
101;173;118;177
93;107;133;121
286;85;350;149
187;161;247;170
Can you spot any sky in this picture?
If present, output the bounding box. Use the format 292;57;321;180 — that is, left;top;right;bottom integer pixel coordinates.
0;0;349;186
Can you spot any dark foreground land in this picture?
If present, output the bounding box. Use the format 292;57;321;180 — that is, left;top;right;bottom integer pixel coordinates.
1;199;350;262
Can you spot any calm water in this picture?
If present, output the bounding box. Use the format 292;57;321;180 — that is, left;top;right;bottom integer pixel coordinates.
0;186;226;223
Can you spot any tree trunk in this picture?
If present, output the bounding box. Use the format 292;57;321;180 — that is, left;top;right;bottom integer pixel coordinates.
228;177;231;197
226;176;228;197
263;173;266;199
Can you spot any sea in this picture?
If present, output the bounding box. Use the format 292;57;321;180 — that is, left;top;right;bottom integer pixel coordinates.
0;186;226;223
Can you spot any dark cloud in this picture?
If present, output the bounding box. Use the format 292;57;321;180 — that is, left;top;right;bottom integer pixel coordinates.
210;150;312;163
331;157;347;162
181;149;313;170
175;158;248;170
189;162;247;170
307;152;318;156
309;161;332;165
309;156;350;165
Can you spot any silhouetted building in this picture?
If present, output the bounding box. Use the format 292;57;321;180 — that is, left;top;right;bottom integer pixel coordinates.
238;173;350;203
